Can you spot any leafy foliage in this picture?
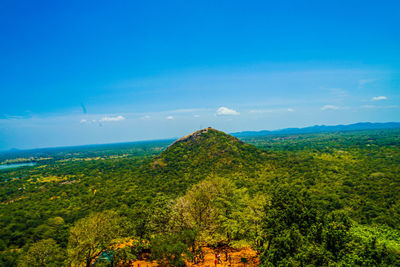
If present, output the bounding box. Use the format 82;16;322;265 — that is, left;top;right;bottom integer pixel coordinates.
259;185;400;266
0;128;399;266
150;233;189;267
67;211;122;267
17;238;65;267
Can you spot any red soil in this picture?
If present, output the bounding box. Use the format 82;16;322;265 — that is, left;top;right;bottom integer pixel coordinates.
127;246;259;267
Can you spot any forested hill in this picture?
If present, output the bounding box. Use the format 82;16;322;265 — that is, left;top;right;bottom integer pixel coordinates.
232;121;400;137
138;127;268;194
1;128;400;266
152;127;264;172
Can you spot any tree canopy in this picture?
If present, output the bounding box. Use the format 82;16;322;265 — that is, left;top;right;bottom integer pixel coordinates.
1;128;400;266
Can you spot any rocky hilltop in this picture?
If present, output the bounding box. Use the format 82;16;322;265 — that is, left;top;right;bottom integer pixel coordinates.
143;128;266;190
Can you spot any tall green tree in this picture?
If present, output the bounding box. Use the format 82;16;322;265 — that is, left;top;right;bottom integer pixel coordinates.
67;210;121;267
171;176;258;246
259;185;355;266
18;238;65;267
150;233;189;267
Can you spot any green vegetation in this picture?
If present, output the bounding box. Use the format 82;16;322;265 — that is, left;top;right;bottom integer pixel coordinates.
17;239;65;267
1;128;400;266
259;185;398;266
67;211;122;267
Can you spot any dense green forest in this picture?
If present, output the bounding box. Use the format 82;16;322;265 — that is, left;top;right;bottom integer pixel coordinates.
1;128;400;266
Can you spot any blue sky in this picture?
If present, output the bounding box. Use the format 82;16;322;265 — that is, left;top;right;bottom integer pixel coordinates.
0;0;399;150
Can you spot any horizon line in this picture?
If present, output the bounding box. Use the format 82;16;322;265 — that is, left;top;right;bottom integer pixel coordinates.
1;121;399;153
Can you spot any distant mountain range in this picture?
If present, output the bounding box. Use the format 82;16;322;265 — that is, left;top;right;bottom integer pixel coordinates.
2;122;400;153
232;122;400;137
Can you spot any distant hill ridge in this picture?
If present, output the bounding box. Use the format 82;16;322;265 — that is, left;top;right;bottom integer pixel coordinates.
3;122;399;153
232;122;400;137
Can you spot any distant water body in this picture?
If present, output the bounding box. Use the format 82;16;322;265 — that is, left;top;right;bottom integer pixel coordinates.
0;162;37;170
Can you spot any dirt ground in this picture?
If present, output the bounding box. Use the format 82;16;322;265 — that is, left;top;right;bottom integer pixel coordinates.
128;246;259;267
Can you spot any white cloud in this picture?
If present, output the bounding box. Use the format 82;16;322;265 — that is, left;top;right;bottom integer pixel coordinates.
194;115;200;118
141;115;151;120
169;108;204;114
321;105;339;110
372;96;387;101
249;108;294;114
80;119;87;123
166;116;174;120
216;107;239;116
100;115;126;122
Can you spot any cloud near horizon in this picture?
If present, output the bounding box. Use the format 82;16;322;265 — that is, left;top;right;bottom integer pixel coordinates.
100;115;126;122
140;115;151;120
216;107;239;116
372;96;387;101
249;108;295;114
321;105;340;110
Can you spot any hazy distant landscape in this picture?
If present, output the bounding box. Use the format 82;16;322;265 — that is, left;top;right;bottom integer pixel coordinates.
1;0;400;266
1;126;400;266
